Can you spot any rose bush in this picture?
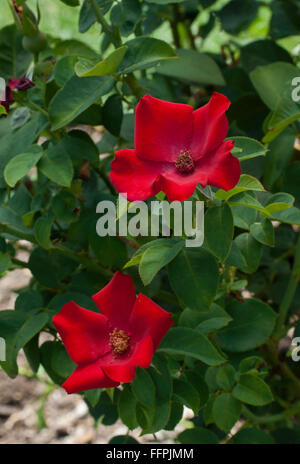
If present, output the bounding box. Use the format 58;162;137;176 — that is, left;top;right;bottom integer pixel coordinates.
0;0;300;445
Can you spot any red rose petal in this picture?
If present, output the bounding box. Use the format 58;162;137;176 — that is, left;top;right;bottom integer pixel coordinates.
101;336;153;383
110;149;165;201
52;301;110;365
197;139;241;191
135;94;193;163
62;361;119;394
92;271;136;329
191;92;231;159
129;293;174;350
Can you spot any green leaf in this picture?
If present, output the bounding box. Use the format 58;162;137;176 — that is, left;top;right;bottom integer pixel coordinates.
142;356;172;434
139;241;184;286
229;136;267;161
110;0;142;37
49;75;114;130
0;310;49;377
0;252;12;274
158;327;226;365
232;374;273;406
38;144;74;187
263;128;295;188
0;105;7;116
240;39;293;74
215;175;265;201
233;427;274;444
228;192;267;215
218;0;258;34
23;334;40;373
178;427;219;445
0;112;48;189
231;205;257;231
4;146;43;188
109;436;139;444
168;248;219;311
250;62;300;141
216;364;236;390
145;0;184;3
173;379;200;414
204;203;233;262
212;394;242;432
217;298;277;352
250;219;275;247
102;94;123;136
75;46;128;77
239;356;264;374
270;0;300;39
118;385;138;430
131;367;155;409
226;233;262;274
79;0;113;33
51;343;76;378
54;55;78;87
84;389;102;408
90;234;127;269
184;370;209;408
264;192;294;215
60;0;80;5
179;304;232;334
28;248;77;288
117;37;176;74
158;48;225;86
271;207;300;226
34;213;54;250
0;25;32;81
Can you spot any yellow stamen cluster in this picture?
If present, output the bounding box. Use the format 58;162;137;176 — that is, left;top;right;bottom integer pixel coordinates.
109;328;130;358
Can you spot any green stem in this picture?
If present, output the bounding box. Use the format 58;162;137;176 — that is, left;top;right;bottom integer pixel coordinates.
0;222;36;242
275;233;300;337
242;402;300;424
53;244;113;278
90;0;121;47
96;166;116;195
28;100;49;117
0;223;113;279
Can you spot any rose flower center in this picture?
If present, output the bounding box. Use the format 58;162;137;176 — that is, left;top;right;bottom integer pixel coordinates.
175;150;195;174
109;328;131;358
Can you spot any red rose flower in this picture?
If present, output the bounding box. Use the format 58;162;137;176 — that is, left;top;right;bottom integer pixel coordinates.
110;92;241;202
52;271;173;394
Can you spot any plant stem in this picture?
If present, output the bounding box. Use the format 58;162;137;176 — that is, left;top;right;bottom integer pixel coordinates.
90;0;121;47
242;402;300;424
96;165;116;195
264;339;300;396
275;233;300;338
90;0;143;99
0;222;113;279
170;6;181;48
28;100;49;117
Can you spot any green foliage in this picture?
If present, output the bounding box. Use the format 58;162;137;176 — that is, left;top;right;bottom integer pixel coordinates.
0;0;299;446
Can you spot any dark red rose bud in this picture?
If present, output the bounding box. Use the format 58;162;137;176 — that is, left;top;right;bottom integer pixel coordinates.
8;76;35;92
